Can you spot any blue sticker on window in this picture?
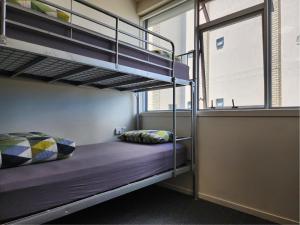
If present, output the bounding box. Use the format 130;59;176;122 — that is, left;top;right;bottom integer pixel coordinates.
216;98;224;107
216;37;224;49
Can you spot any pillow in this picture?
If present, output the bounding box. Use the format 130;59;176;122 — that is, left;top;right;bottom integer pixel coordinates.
57;9;70;23
152;50;181;62
31;0;57;18
0;132;76;169
119;130;173;144
9;0;70;23
0;134;32;168
8;0;31;9
22;132;76;159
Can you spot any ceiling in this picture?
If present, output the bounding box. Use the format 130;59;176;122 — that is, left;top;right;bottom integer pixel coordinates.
136;0;173;16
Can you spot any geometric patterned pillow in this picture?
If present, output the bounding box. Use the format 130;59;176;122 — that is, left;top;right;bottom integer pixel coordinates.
29;132;76;159
0;134;32;168
31;0;57;17
119;130;173;144
54;137;76;159
7;0;31;9
57;10;70;22
9;0;70;23
9;132;58;164
119;130;143;143
0;132;76;169
151;50;181;62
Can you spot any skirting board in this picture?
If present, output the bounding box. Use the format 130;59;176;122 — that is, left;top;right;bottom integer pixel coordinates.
159;182;299;225
159;182;193;196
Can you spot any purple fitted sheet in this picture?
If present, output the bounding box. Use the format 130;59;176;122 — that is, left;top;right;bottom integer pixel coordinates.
0;141;187;222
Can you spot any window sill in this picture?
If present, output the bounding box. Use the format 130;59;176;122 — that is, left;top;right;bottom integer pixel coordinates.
141;108;300;117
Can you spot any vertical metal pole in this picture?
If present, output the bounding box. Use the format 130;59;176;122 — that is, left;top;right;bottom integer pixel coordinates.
172;79;177;177
191;80;198;200
194;0;200;110
193;0;200;200
144;20;149;50
171;43;177;178
0;0;6;44
199;32;208;109
263;0;272;108
70;0;73;39
115;17;119;68
136;92;140;130
190;80;194;178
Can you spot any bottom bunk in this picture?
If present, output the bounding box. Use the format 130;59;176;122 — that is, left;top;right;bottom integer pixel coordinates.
0;141;190;224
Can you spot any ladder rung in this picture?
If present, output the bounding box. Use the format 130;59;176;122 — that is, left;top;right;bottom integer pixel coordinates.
176;137;192;142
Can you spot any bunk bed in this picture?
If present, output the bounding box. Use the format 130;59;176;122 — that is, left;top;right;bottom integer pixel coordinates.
0;0;191;90
0;0;197;224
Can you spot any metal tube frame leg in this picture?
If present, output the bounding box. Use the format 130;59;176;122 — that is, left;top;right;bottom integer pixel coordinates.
193;0;200;201
0;0;7;44
190;80;198;200
115;17;119;69
136;92;140;130
172;77;177;177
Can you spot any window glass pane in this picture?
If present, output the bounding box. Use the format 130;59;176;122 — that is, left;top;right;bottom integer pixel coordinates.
147;9;195;110
147;86;191;111
148;10;194;54
201;0;263;23
272;0;300;107
203;16;264;108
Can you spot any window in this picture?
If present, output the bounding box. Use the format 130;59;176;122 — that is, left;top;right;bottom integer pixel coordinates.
200;0;300;108
147;86;191;111
271;0;300;107
145;0;299;111
202;16;265;108
146;9;194;111
200;0;264;23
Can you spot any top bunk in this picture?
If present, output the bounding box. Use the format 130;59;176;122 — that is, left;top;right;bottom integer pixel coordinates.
0;0;192;92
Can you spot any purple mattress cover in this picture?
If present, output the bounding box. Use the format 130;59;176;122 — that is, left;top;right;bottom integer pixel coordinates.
0;141;187;222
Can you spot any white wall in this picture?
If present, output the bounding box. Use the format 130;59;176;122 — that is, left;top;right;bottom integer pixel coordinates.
141;110;300;224
0;78;135;145
0;0;139;144
46;0;140;44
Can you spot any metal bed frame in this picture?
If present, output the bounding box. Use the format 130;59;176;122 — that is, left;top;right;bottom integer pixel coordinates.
0;0;197;224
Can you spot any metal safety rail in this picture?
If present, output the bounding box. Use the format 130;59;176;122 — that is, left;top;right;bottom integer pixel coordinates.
1;0;175;70
0;0;191;91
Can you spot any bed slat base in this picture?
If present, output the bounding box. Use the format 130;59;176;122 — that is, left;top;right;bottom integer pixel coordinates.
0;44;189;92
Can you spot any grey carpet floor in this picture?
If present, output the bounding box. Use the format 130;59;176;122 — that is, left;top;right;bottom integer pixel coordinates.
50;186;275;224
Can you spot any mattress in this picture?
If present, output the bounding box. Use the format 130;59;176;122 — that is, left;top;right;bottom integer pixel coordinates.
0;141;187;222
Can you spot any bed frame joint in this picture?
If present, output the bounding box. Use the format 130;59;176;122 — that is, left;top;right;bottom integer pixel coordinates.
0;35;7;45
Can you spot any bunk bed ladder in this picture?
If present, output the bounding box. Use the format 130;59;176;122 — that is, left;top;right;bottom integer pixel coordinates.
171;47;197;200
169;46;197;199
